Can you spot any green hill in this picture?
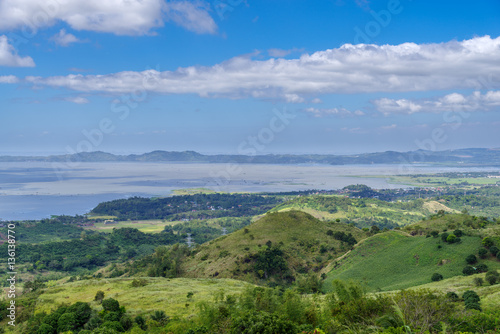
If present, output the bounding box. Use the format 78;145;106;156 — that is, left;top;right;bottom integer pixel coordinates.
180;210;367;283
269;195;448;229
323;230;500;293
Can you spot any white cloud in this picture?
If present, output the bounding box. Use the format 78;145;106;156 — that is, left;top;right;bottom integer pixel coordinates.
268;47;304;58
64;96;89;104
374;90;500;115
163;1;217;34
0;35;34;67
0;75;19;83
303;107;364;117
0;0;216;36
20;36;500;101
374;98;423;115
51;29;82;46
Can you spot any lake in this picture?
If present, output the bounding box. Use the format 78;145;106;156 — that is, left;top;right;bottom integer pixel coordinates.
0;162;497;221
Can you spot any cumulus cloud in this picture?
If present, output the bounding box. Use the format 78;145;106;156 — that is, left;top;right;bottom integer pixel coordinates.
50;29;83;46
20;36;500;101
374;90;500;115
0;35;35;67
163;1;217;34
303;107;364;117
0;75;19;83
0;0;216;35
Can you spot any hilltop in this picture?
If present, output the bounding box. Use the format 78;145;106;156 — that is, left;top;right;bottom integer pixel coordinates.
180;210;367;284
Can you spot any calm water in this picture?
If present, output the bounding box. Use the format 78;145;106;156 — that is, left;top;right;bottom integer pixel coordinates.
0;162;497;221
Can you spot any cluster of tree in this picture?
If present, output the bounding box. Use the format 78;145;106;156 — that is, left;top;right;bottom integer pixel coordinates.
327;230;357;246
90;193;282;220
254;242;293;283
0;228;182;274
3;216;88;243
123;243;191;278
22;297;142;333
169;217;251;245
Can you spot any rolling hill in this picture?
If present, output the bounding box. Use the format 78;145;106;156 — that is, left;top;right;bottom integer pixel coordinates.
180;210;367;283
322;229;500;293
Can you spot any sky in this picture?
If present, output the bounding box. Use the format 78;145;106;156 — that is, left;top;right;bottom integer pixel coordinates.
0;0;499;156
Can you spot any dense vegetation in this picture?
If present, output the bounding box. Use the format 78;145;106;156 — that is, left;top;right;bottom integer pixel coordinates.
2;183;500;333
91;193;281;220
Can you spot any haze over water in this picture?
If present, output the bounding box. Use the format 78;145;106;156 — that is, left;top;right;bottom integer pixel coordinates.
0;162;497;221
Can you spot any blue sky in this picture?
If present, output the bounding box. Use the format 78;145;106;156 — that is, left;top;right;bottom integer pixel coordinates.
0;0;499;155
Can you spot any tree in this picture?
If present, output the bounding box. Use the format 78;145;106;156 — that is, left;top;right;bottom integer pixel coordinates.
478;248;488;259
37;323;55;334
489;245;499;256
485;270;499;285
94;290;105;303
230;311;298;334
462;266;475;276
465;254;477;264
431;273;443;282
473;277;484;287
57;312;78;332
441;233;449;242
463;290;481;311
134;315;147;330
446;234;457;243
150;310;169;325
482;237;494;248
102;298;121;313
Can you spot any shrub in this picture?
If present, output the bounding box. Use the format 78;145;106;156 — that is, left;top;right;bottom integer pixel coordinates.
462;290;481;311
446;291;459;302
94;290;105;303
230;311;298;334
465;254;477;264
485;270;499;285
446;234;457;243
481;237;494;248
102;298;121;313
478;248;488;259
473;277;483;286
57;312;78;333
134;315;147;331
476;263;488;273
462;266;475;276
431;273;443;282
453;229;463;237
150;310;169;325
490;245;499;256
441;233;449;242
131;278;148;287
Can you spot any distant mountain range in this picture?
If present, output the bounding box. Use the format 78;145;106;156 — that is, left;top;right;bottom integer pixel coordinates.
1;148;500;166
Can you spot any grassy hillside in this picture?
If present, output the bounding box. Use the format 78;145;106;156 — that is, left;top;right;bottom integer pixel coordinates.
35;277;254;318
270;195;446;229
402;273;500;312
180;210;367;283
323;230;500;293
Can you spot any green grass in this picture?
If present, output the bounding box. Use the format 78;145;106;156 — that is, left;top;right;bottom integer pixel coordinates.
385;175;499;187
402;272;500;312
36;277;254;318
271;195;432;227
323;231;500;293
85;219;183;233
181;210;367;282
